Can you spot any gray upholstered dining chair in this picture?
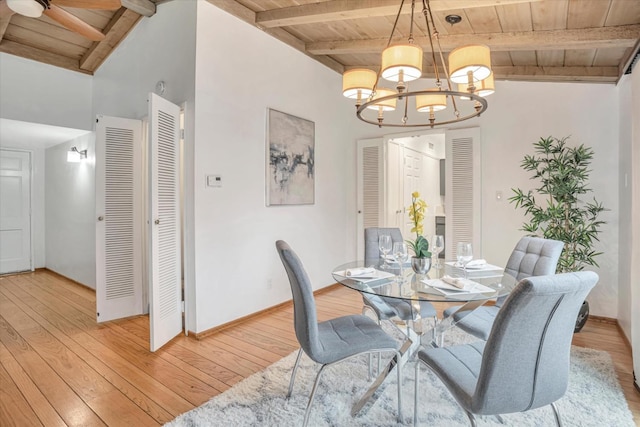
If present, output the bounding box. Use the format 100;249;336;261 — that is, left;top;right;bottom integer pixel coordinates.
363;228;438;330
275;240;403;426
414;271;598;426
444;236;564;340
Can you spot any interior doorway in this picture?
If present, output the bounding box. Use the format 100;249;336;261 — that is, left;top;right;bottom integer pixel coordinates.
0;149;32;274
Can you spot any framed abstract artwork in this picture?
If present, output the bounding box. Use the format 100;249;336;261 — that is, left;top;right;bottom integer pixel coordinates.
266;108;315;206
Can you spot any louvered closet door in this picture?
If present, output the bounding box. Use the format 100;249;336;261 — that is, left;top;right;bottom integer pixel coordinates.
96;116;143;322
148;93;182;352
445;128;482;260
356;138;384;259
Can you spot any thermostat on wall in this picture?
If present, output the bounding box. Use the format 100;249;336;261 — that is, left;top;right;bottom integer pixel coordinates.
206;175;222;187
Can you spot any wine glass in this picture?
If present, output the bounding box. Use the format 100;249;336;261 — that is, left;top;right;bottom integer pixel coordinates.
392;242;409;278
431;235;444;268
456;242;473;278
378;235;392;268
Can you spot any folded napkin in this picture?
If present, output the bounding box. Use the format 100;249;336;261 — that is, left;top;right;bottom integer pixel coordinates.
466;259;487;268
442;275;475;289
345;267;376;277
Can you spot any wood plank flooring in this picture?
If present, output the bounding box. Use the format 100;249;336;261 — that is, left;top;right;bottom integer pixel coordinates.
1;270;638;426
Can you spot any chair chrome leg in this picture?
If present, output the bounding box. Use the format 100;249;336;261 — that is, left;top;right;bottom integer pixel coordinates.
303;364;327;427
287;348;303;398
465;411;477;427
368;353;373;380
494;414;505;424
551;402;563;427
395;350;403;422
414;360;421;426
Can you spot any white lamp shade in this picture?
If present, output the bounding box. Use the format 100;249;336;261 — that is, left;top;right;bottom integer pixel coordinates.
6;0;45;17
457;71;495;98
416;89;447;112
381;44;423;82
366;88;397;111
449;45;492;84
342;69;377;99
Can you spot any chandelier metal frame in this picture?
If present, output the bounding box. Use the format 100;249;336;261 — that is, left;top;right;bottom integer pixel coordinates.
345;0;493;128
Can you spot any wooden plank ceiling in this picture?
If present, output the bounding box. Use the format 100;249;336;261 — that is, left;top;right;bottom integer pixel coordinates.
0;0;638;83
0;0;157;74
211;0;640;83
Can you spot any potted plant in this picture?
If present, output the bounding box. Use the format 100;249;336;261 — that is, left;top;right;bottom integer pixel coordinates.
407;191;432;274
509;136;607;331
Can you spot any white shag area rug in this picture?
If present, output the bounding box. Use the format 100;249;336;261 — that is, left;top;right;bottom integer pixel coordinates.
166;326;634;427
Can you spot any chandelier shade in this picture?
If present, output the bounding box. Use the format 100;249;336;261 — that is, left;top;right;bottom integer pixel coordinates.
342;68;377;100
366;88;397;111
381;44;423;82
416;89;447;112
448;45;492;84
458;72;495;98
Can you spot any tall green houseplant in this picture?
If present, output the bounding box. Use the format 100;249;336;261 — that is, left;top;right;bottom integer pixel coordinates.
509;136;606;273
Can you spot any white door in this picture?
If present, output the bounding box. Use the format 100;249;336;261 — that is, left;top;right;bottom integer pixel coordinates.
356;138;384;259
148;93;182;352
386;141;403;227
445;127;482;259
0;149;32;274
95;115;144;322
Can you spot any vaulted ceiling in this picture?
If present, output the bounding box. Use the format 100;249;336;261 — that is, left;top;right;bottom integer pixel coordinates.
1;0;639;83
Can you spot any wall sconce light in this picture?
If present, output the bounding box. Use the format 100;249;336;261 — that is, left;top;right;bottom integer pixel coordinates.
67;146;87;163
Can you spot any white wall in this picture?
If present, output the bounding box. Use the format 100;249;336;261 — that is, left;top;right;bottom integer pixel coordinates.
45;135;96;287
0;54;93;130
628;62;640;388
192;3;360;332
476;80;620;318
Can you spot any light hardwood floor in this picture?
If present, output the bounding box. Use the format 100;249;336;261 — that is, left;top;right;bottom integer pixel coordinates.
1;270;638;426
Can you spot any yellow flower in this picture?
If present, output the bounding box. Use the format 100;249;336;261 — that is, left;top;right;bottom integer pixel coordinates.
412;191;420;198
407;191;431;258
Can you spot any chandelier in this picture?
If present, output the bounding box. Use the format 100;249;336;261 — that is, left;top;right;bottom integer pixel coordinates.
342;0;495;128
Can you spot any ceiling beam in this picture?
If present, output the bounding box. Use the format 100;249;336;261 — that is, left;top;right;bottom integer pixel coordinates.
307;25;640;55
121;0;155;17
256;0;541;28
0;39;90;74
80;8;142;72
492;65;618;83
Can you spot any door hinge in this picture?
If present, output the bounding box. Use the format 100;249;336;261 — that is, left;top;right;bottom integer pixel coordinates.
180;128;185;140
181;300;185;313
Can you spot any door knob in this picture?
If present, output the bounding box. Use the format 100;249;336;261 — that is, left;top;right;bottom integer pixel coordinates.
154;219;160;225
98;216;104;221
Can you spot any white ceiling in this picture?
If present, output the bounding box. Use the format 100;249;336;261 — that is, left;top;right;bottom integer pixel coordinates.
0;118;91;149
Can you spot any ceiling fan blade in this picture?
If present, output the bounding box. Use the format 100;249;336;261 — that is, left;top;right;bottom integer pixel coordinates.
44;4;105;41
51;0;121;10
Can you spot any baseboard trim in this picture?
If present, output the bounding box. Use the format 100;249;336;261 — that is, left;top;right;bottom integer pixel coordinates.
189;283;344;340
588;314;618;325
43;268;96;292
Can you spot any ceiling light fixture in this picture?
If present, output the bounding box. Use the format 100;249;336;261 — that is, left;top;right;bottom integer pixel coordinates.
6;0;48;18
342;0;494;128
67;146;87;163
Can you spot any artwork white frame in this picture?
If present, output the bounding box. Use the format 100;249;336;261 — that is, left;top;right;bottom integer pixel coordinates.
266;108;315;206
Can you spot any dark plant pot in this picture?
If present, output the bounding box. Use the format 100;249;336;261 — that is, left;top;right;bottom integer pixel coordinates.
574;301;589;333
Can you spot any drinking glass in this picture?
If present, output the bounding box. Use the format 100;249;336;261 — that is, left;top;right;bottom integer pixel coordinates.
456;242;473;278
392;242;409;278
431;235;444;268
378;235;392;268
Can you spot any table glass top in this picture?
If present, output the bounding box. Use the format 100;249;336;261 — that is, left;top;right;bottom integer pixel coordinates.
332;259;517;303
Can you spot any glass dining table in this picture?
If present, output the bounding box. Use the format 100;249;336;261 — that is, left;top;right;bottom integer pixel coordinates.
332;258;517;416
